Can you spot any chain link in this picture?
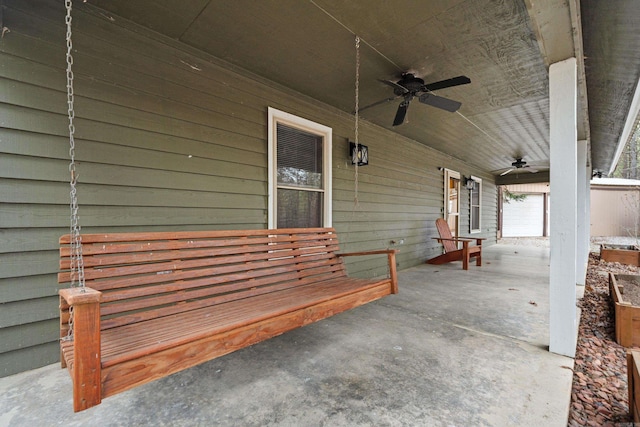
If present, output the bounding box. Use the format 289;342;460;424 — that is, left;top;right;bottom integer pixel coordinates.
354;36;360;206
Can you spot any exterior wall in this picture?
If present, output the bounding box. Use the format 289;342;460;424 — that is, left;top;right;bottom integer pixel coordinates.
504;183;550;194
591;186;640;237
0;0;497;376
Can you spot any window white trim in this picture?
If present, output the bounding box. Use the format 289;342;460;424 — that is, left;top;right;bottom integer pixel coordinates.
443;169;460;237
267;107;332;229
469;175;482;234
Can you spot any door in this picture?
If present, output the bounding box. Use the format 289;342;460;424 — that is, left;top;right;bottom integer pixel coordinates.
502;193;544;237
444;169;461;237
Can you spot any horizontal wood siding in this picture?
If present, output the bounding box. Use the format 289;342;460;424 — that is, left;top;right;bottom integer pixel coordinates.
0;0;496;376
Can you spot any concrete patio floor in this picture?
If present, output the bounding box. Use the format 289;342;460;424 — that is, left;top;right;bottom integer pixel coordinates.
0;243;574;426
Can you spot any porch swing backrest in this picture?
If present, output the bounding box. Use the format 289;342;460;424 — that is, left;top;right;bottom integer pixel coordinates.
60;229;347;332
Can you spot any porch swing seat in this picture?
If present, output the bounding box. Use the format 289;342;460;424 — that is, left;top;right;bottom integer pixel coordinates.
59;227;398;412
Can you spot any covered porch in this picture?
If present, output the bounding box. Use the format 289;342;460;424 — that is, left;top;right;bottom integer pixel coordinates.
0;243;573;426
2;1;640;419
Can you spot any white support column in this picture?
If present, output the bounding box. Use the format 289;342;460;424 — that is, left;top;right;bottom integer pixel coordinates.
586;166;592;261
549;57;578;358
576;140;588;285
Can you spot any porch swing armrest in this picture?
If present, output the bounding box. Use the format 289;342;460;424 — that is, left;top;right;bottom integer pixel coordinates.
337;249;399;257
337;249;399;294
60;287;102;306
59;287;103;412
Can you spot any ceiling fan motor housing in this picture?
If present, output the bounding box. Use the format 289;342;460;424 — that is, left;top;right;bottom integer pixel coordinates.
396;73;425;94
512;158;527;168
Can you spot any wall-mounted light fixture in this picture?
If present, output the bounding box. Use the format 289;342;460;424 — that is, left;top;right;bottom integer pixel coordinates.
464;176;476;190
350;142;369;166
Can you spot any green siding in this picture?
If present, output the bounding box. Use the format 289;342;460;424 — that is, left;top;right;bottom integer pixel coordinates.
0;341;60;378
0;0;497;376
0;320;59;354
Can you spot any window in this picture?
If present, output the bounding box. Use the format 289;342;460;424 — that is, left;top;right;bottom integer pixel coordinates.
444;169;460;237
268;107;332;229
470;176;482;233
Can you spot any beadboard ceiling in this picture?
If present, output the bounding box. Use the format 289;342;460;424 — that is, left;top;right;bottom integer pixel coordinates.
88;0;640;180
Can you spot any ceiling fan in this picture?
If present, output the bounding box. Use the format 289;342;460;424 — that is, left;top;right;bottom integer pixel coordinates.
358;73;471;126
497;157;540;176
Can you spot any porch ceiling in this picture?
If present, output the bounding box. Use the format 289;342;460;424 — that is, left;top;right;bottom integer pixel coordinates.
89;0;640;178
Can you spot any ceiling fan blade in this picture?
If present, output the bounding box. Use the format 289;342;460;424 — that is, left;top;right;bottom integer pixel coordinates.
527;167;539;173
393;101;410;126
356;96;399;114
418;93;462;112
379;79;409;94
423;75;471;92
500;168;515;176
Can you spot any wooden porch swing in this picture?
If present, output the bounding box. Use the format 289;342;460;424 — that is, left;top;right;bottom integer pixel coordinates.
58;2;397;413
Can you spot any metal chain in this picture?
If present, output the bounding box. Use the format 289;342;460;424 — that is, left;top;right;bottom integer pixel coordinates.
63;0;86;341
354;35;388;278
354;36;360;206
66;0;85;290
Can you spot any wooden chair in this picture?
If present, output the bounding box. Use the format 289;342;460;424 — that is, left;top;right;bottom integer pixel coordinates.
427;218;485;270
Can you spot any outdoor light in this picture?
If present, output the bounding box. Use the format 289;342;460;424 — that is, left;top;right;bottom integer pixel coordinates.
464;177;476;190
350;142;369;166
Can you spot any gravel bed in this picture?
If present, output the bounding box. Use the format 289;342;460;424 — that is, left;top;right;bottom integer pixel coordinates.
590;236;640;255
499;236;638;252
568;254;640;426
498;237;550;247
618;278;640;307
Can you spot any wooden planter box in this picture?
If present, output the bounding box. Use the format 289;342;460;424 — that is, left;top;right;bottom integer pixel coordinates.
601;244;640;266
610;273;640;347
628;350;640;422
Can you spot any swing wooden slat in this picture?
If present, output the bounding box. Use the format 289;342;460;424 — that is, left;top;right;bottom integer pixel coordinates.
59;227;398;412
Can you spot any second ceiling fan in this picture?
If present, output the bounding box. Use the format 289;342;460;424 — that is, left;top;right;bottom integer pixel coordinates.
496;157;548;176
360;73;471;126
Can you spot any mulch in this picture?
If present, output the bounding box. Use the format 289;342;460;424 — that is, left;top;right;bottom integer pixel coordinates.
568;253;640;426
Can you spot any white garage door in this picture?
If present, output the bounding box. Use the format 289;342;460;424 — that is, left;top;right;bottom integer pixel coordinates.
503;194;544;237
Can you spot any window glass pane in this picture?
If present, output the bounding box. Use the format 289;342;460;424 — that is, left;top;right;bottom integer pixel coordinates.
471;184;480;205
470;180;481;232
472;206;480;230
277;189;322;228
277;124;323;189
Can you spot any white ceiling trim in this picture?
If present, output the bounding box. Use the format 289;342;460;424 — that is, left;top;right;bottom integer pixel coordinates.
610;77;640;175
